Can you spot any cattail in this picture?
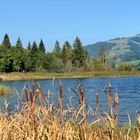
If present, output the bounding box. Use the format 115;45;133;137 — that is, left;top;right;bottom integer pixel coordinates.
25;85;29;102
58;80;63;113
137;111;140;140
37;82;47;103
114;93;119;105
114;93;119;123
31;83;35;97
107;95;114;119
79;85;85;107
79;85;86;124
30;90;33;104
50;103;54;117
52;76;55;86
108;81;112;98
96;91;99;113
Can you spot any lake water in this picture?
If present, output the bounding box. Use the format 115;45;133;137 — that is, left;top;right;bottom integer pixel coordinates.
0;76;140;124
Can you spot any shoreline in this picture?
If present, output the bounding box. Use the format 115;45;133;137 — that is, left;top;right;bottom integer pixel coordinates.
0;71;140;81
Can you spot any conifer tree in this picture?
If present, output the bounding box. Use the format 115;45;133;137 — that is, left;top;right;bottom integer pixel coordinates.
62;41;72;63
27;41;31;50
31;41;38;52
2;34;11;48
72;37;87;68
53;40;61;53
39;39;45;53
15;37;23;49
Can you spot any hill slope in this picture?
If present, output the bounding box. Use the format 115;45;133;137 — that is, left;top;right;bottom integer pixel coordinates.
85;34;140;67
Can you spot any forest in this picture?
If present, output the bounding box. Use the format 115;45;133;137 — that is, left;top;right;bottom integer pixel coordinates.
0;34;133;73
0;34;106;73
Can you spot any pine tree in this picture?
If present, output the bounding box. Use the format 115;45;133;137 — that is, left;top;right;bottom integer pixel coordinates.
62;41;72;63
2;34;11;48
53;40;61;53
31;41;38;52
39;39;45;53
15;37;23;49
27;41;31;50
72;37;87;68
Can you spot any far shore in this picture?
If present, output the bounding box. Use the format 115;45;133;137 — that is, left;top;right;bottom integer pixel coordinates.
0;71;140;81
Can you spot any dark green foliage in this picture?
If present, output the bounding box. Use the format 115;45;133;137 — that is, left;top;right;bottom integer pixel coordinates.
53;40;61;53
62;41;72;64
117;63;133;71
0;35;91;72
2;34;11;48
39;39;45;53
31;41;38;52
27;41;31;50
15;37;23;49
72;37;87;68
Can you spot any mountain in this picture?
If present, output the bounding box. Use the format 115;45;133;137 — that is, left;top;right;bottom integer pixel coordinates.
85;34;140;68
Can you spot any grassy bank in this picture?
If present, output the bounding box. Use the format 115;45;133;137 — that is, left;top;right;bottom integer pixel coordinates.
0;71;140;81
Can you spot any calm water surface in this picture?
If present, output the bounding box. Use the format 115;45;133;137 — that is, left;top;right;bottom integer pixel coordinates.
0;76;140;124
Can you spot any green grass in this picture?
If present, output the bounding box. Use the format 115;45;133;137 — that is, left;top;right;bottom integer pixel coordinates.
0;71;140;81
126;60;140;66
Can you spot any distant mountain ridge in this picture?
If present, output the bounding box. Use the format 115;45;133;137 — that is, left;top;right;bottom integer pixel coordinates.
85;34;140;68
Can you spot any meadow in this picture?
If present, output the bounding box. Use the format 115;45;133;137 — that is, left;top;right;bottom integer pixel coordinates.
1;71;140;81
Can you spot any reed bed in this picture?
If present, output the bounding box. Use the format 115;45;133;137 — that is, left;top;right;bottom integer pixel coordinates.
0;80;139;140
0;85;11;95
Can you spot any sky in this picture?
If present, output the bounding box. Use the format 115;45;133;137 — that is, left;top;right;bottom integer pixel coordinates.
0;0;140;51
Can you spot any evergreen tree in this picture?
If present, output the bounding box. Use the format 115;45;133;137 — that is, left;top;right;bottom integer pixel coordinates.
72;37;87;68
53;40;61;53
2;34;11;48
31;41;38;52
39;39;45;53
27;41;31;50
30;41;38;71
62;41;72;63
15;37;23;49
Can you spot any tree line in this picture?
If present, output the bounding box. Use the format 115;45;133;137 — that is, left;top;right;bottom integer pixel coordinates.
1;34;131;73
0;34;90;72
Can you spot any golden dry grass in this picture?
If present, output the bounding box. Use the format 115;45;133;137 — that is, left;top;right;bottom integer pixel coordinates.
0;85;11;95
1;71;140;81
0;81;139;140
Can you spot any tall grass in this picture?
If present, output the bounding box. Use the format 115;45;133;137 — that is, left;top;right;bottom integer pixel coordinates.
0;80;139;140
0;85;11;95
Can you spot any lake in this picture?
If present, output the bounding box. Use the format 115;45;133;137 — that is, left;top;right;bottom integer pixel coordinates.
0;76;140;124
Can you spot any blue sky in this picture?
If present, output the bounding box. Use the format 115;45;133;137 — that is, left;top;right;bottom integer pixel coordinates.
0;0;140;51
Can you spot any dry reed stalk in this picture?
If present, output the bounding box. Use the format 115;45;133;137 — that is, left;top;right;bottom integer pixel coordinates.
79;85;86;125
137;112;140;140
58;80;63;114
108;81;112;98
79;86;85;108
30;90;33;104
25;85;29;102
107;95;114;119
107;82;114;119
96;91;99;126
96;91;99;113
49;103;54;118
37;82;47;104
31;83;35;96
114;93;119;123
